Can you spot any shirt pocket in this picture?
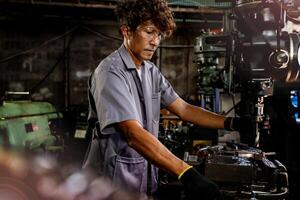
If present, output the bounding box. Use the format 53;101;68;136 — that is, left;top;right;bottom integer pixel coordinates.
113;156;147;193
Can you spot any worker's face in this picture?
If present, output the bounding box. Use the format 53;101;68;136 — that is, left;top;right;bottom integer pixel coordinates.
122;20;164;64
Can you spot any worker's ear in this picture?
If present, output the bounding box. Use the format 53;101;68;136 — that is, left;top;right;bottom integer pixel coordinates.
120;25;131;38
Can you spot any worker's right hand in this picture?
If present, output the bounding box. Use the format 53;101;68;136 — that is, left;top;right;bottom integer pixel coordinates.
179;167;222;200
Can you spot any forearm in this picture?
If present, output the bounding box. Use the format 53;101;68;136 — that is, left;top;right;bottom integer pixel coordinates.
181;103;225;129
167;98;226;129
118;120;189;177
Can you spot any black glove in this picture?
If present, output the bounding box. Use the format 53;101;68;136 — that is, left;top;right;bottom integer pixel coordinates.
224;116;252;132
179;167;222;200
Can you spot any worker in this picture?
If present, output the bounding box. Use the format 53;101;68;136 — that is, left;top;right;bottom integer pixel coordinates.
83;0;240;199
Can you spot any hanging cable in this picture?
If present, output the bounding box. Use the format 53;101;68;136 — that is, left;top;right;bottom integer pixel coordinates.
287;15;300;24
21;35;75;99
0;26;79;64
82;26;122;42
24;54;65;99
225;100;240;116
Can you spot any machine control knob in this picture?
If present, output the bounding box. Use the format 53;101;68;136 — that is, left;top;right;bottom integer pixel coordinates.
269;50;289;69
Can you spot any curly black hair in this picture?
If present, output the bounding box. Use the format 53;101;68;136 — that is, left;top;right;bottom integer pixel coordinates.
115;0;176;37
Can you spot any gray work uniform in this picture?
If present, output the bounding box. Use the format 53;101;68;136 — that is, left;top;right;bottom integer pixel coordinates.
83;44;178;194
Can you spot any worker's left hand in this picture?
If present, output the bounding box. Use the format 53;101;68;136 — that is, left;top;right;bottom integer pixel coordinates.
224;116;253;132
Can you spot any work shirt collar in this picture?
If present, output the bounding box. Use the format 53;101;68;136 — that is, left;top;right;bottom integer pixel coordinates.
118;44;145;70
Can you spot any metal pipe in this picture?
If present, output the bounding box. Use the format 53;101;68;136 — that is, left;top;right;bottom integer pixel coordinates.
2;0;227;14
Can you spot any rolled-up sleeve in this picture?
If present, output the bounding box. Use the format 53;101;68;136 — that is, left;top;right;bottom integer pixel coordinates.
91;69;140;134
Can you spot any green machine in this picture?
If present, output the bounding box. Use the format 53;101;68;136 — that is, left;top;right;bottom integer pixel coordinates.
0;100;63;151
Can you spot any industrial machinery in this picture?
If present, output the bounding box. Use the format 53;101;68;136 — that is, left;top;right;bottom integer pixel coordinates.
194;0;300;147
158;129;288;199
203;142;288;199
157;0;300;199
0;92;66;199
0;93;64;152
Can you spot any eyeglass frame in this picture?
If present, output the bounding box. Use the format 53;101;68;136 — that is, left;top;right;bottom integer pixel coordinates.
135;25;166;41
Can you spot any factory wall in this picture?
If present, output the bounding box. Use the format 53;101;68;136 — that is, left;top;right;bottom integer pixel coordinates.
0;17;203;110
